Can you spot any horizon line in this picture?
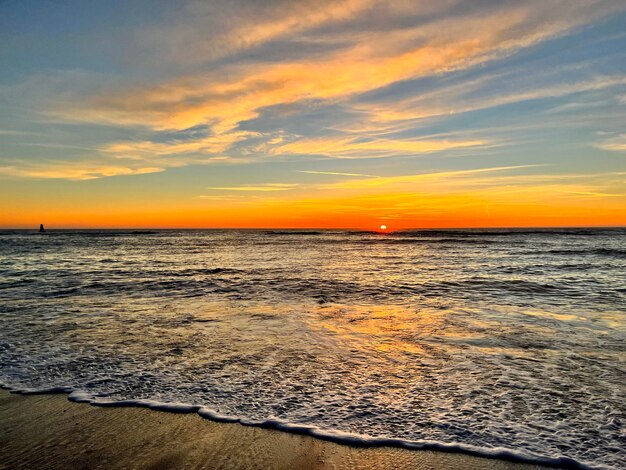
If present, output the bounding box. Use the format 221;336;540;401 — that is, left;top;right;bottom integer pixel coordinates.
2;225;625;231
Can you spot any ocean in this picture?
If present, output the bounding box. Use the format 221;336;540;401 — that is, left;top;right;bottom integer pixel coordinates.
0;229;624;468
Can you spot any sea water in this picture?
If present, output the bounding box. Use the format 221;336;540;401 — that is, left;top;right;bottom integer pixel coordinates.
0;229;624;468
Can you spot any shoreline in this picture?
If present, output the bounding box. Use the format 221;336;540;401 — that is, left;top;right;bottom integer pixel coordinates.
0;390;559;470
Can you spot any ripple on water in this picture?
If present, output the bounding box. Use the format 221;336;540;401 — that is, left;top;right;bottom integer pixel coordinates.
0;229;625;469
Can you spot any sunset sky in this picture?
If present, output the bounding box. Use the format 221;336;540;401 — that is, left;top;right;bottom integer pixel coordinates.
1;0;625;229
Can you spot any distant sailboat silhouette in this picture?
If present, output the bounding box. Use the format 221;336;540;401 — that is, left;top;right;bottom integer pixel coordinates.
39;224;45;233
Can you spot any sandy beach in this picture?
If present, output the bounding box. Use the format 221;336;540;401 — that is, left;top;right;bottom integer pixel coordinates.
0;390;554;470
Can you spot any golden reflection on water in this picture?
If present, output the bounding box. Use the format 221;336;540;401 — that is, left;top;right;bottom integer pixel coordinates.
64;293;621;373
310;304;442;357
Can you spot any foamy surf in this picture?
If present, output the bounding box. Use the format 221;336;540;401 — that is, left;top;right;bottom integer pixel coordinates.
0;382;597;469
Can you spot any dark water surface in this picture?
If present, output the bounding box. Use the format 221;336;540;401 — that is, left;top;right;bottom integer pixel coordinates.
1;229;624;468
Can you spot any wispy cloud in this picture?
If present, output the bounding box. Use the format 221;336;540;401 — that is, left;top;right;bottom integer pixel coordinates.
47;2;625;136
206;183;299;192
39;5;622;173
274;136;489;158
596;134;626;151
5;2;624;175
324;165;544;190
298;170;378;177
0;163;164;180
186;168;626;228
102;132;255;159
348;75;626;134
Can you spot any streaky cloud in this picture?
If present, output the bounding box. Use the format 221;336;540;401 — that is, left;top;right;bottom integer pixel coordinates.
298;170;378;177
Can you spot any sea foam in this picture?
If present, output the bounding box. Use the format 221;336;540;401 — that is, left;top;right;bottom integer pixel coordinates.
0;383;595;469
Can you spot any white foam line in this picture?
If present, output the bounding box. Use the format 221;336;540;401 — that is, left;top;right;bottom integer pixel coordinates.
0;382;606;470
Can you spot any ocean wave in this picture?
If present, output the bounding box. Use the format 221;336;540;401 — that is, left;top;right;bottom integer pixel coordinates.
2;270;623;306
395;229;623;237
0;383;601;470
545;248;626;258
263;231;326;236
168;267;243;276
359;237;501;245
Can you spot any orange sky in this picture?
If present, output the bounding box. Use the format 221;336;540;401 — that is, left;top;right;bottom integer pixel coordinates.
3;172;625;229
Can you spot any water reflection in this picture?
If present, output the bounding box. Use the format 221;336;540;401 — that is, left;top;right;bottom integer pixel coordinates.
0;229;624;468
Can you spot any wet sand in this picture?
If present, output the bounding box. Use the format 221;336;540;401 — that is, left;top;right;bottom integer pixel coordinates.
0;391;551;469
